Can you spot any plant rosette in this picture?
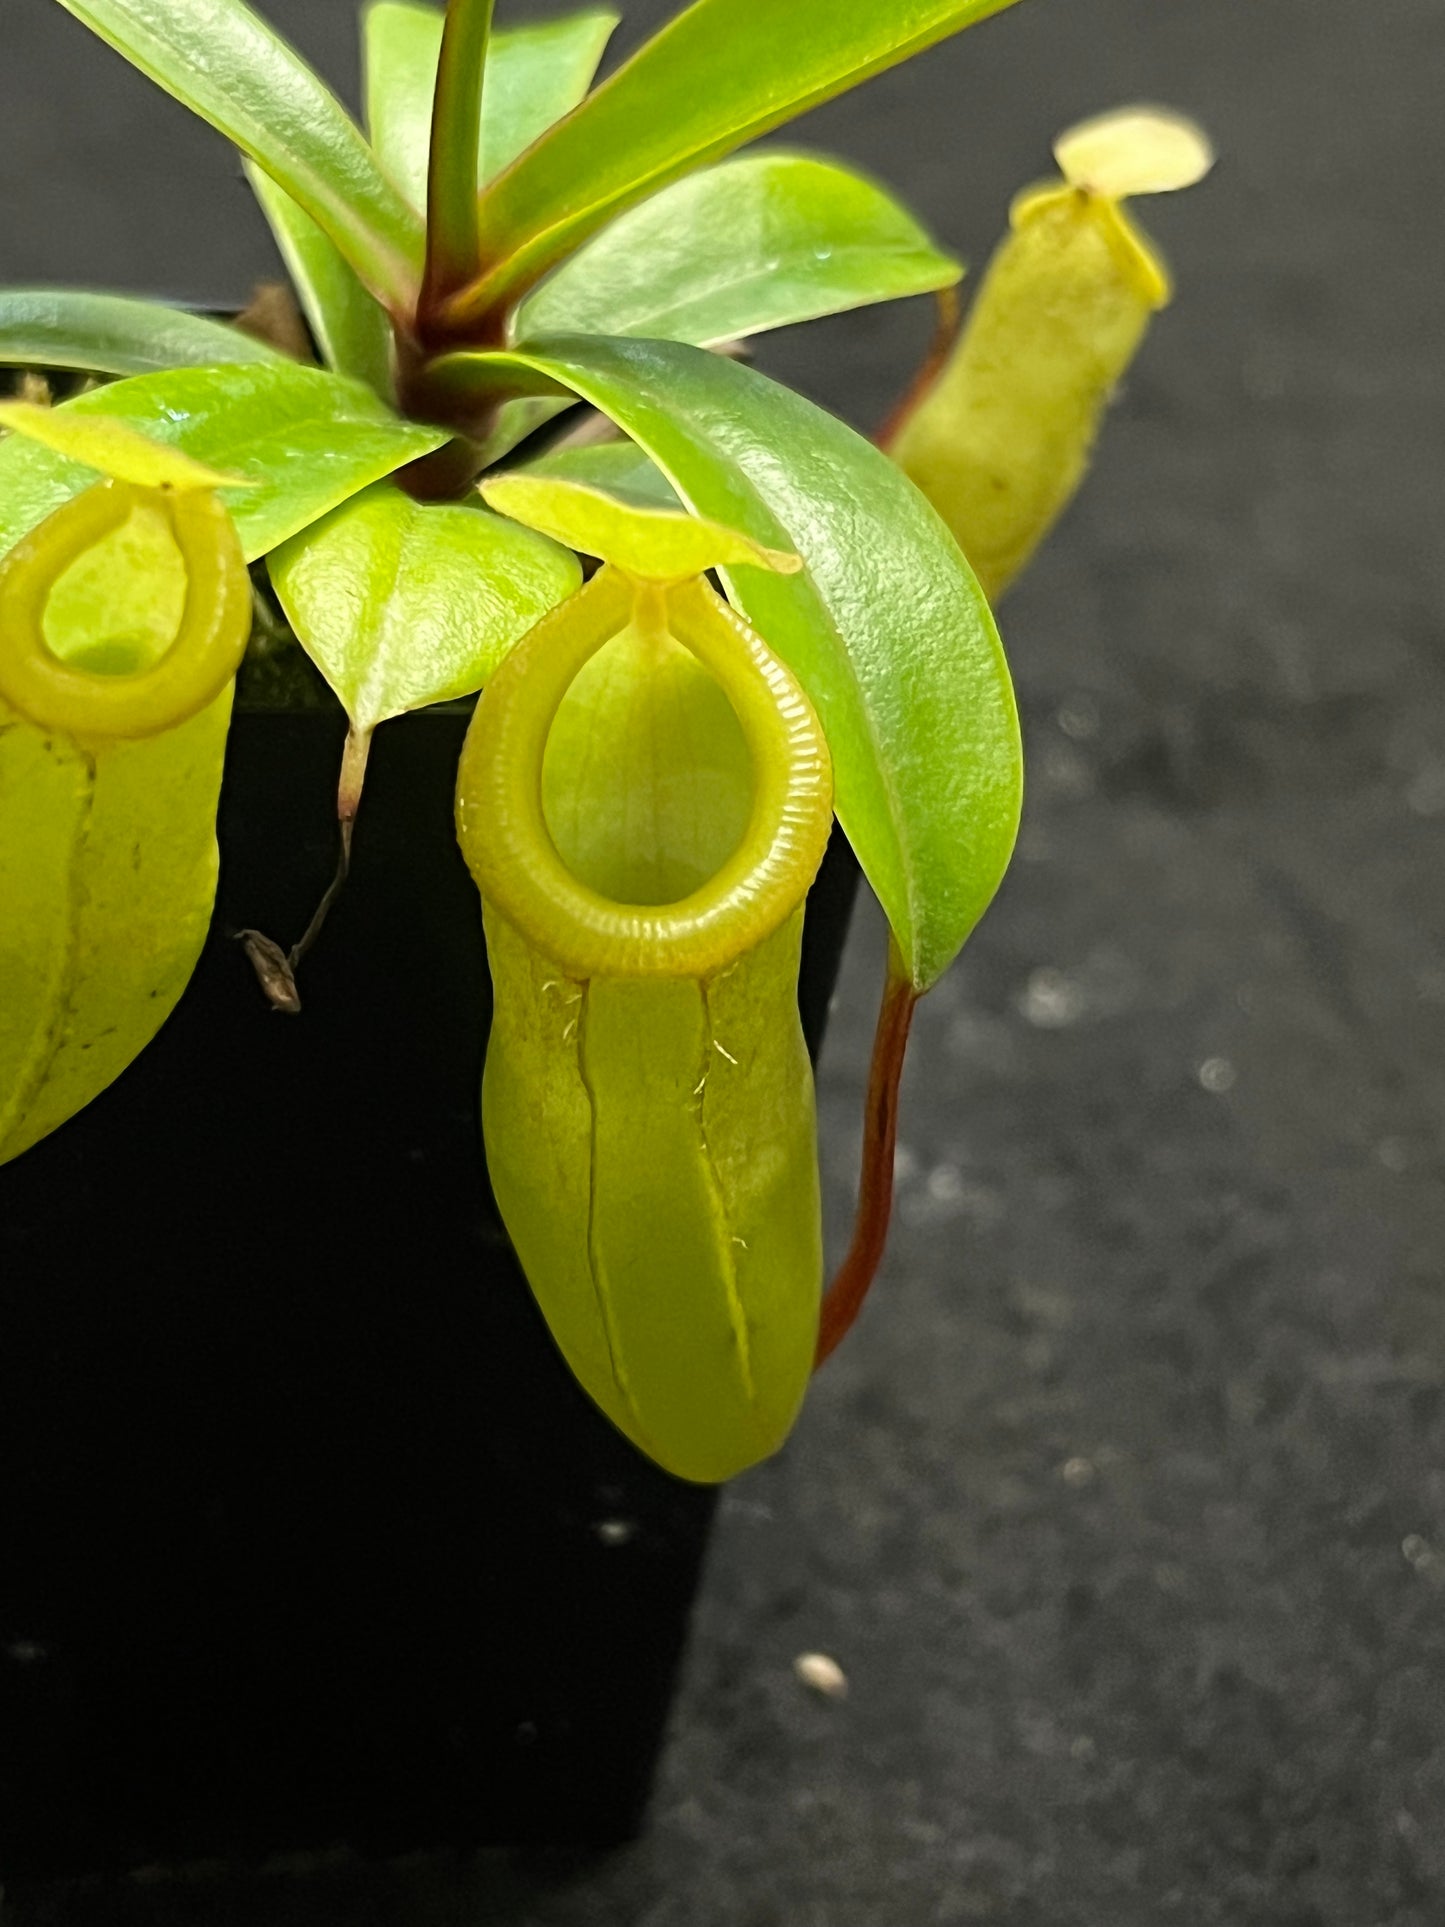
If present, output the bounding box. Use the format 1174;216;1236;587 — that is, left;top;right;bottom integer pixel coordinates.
0;0;1211;1483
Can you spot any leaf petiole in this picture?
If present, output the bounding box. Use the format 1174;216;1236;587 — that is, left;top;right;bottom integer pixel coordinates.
421;0;498;327
814;941;917;1366
285;725;370;972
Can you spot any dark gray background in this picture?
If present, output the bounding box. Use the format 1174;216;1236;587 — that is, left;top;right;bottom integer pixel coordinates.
4;0;1445;1922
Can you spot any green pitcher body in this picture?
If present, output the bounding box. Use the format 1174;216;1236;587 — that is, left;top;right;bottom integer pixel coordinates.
458;564;833;1483
0;466;249;1163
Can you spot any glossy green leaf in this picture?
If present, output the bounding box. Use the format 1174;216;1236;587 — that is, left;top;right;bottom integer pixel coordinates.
0;363;446;563
452;0;1020;323
0;289;284;377
518;152;959;348
54;0;424;313
365;1;618;211
267;481;581;730
463;156;956;463
480;472;798;578
476;6;618;180
458;335;1021;991
244;163;394;397
364;1;445;210
477;154;956;464
518;438;681;510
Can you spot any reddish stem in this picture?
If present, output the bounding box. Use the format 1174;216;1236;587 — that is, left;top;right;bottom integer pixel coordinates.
873;284;960;452
815;946;919;1367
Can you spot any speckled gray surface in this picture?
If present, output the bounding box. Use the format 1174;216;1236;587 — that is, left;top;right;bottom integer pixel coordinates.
4;0;1445;1921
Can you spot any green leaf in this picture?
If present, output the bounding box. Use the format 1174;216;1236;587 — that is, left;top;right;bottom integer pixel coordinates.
453;335;1021;991
518;438;681;511
452;0;1020;325
0;289;285;377
0;363;446;563
54;0;424;313
267;481;581;730
476;6;618;182
364;1;449;210
244;163;394;397
365;2;618;211
518;152;959;348
477;152;957;466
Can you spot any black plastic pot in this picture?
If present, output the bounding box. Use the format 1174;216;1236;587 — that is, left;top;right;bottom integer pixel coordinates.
0;701;859;1879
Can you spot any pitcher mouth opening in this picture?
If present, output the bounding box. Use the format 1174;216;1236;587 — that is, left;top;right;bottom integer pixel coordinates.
456;566;833;982
0;479;250;741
